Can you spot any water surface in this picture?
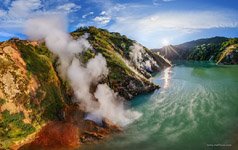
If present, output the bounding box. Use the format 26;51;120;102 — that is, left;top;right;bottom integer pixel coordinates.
81;61;238;150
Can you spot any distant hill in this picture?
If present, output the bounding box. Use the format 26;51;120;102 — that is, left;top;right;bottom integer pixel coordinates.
153;36;238;64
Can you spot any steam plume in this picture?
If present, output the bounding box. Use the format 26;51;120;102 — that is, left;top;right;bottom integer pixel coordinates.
24;14;141;126
25;14;91;78
129;43;159;72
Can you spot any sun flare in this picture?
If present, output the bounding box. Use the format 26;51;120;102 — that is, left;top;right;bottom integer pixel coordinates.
161;39;170;46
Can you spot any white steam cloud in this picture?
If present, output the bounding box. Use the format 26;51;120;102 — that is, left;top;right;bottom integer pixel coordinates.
24;14;141;126
129;43;158;72
25;14;91;79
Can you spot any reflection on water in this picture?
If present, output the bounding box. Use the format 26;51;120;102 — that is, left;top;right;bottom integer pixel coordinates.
162;67;171;89
80;62;238;150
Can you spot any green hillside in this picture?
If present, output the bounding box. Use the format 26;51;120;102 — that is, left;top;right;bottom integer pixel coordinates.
0;27;170;149
156;37;238;64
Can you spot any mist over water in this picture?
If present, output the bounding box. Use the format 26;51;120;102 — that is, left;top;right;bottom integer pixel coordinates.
80;61;238;150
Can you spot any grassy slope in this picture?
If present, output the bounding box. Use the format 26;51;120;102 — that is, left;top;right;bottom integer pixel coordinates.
215;39;238;64
15;40;67;120
72;27;136;79
72;27;167;99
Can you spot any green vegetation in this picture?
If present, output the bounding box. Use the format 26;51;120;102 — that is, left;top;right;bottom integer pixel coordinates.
188;38;238;63
0;110;35;149
71;26;168;99
0;40;71;149
35;43;53;58
73;27;134;58
188;43;221;60
159;37;238;64
72;26;135;82
216;43;238;64
15;41;66;120
80;49;96;64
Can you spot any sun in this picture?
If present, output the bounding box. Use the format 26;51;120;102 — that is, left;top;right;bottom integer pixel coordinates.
161;39;170;46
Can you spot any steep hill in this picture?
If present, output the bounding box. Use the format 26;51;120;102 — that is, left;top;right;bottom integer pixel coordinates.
0;39;68;149
72;27;171;99
0;27;171;149
154;37;238;64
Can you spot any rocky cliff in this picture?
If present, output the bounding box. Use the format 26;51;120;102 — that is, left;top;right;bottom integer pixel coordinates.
0;39;67;149
0;27;170;149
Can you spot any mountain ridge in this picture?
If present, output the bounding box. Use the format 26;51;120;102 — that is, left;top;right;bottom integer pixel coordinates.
153;36;238;64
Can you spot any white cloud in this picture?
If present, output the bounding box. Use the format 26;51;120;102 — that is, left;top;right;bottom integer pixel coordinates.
93;16;111;25
0;10;6;17
108;10;238;48
75;23;86;28
100;11;106;15
56;3;81;13
92;4;125;26
8;0;42;18
141;11;238;29
91;2;148;26
82;12;94;19
0;0;81;33
0;31;16;38
109;10;238;33
153;0;174;6
0;0;43;32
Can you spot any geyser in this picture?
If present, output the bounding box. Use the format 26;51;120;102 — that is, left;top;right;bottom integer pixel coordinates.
24;14;141;126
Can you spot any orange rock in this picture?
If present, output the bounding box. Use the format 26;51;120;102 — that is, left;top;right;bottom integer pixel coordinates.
22;121;80;150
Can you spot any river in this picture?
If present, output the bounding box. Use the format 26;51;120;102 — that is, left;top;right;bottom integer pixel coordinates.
81;61;238;150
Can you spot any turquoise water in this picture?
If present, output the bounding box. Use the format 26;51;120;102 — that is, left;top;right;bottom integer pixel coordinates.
81;61;238;150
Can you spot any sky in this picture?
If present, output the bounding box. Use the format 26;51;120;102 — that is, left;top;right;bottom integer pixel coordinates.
0;0;238;48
